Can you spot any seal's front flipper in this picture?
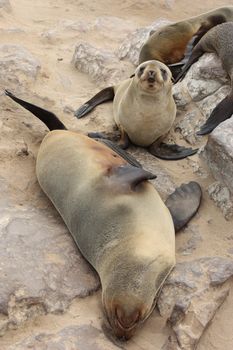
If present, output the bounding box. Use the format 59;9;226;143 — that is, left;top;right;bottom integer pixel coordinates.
74;87;115;119
111;164;156;191
97;139;142;168
197;95;233;135
5;90;66;131
165;181;202;232
148;142;198;160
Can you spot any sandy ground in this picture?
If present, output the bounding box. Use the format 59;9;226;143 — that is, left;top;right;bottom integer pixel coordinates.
1;0;233;349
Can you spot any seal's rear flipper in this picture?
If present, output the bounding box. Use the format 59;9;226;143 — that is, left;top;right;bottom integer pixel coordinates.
148;142;198;160
165;181;202;232
5;90;66;131
168;63;185;81
97;139;142;168
174;45;204;83
74;87;114;119
197;95;233;135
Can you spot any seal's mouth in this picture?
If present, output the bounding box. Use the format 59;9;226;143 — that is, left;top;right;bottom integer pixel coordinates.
103;299;153;341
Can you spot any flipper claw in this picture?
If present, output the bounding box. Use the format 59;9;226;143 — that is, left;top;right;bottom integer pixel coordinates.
74;103;92;119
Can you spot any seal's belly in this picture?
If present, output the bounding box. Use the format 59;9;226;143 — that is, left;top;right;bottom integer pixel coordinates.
120;111;175;147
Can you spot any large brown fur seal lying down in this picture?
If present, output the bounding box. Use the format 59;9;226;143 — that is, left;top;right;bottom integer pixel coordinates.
175;22;233;135
75;60;198;160
5;90;202;340
139;7;233;78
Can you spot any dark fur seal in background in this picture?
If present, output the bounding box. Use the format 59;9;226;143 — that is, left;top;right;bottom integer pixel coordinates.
139;7;233;78
5;90;202;340
75;60;197;160
175;22;233;135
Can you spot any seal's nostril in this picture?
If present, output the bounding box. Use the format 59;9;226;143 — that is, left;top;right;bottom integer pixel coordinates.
148;77;155;83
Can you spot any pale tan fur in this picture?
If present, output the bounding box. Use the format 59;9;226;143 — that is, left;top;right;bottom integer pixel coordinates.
36;130;175;338
113;60;176;147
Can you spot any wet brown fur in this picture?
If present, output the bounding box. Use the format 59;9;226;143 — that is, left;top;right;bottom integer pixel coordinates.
139;7;233;65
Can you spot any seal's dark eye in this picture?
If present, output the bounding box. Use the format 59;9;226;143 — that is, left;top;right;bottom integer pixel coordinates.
138;66;145;76
161;68;167;80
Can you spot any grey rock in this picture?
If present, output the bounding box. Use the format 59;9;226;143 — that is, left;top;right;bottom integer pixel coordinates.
207;182;233;220
175;111;199;145
0;45;40;87
196;85;231;121
71;42;133;86
0;0;11;12
202;116;233;196
186;159;209;178
116;19;171;66
9;325;122;350
157;257;233;350
0;198;99;335
172;83;192;108
173;54;229;109
177;225;202;255
162;336;182;350
185;54;229;102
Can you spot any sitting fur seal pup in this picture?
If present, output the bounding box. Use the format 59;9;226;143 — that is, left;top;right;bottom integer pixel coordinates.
75;60;198;160
139;7;233;78
5;90;202;340
175;22;233;135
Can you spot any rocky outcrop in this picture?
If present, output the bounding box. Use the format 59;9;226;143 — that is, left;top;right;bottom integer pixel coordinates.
9;325;122;350
0;179;99;336
71;18;171;85
71;42;133;86
158;257;233;350
207;181;233;220
0;0;11;12
116;19;171;65
0;45;40;88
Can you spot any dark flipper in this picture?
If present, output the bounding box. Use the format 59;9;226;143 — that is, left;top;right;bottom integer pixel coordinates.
165;181;202;232
74;87;115;119
96;138;142;168
168;63;185;81
197;95;233;135
148;142;198;160
5;90;67;131
111;164;156;192
174;45;204;83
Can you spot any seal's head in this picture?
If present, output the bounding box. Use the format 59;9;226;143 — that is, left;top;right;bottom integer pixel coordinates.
133;60;172;94
101;256;174;340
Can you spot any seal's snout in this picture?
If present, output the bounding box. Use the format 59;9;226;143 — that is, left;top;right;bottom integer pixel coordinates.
147;70;156;83
115;305;140;330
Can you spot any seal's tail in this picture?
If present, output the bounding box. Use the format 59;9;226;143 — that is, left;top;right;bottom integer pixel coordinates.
197;94;233;135
5;90;67;131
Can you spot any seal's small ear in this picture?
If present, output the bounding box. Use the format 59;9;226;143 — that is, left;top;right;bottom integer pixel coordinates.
110;164;156;191
130;73;135;78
